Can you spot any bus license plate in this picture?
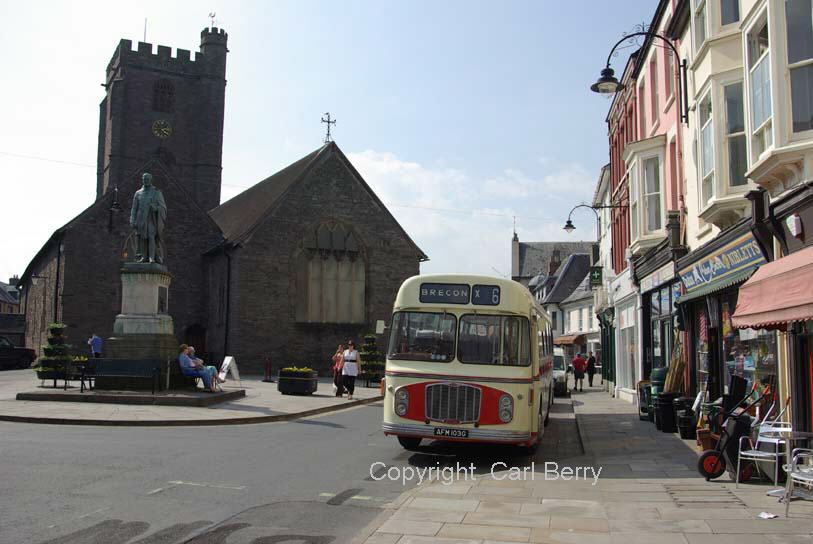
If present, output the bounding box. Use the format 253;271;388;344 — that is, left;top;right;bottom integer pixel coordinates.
434;428;469;438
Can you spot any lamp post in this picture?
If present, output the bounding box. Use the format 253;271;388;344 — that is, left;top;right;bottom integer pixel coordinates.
563;203;627;240
590;31;689;125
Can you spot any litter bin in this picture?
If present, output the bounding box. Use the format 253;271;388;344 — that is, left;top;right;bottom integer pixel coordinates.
648;367;669;424
637;380;652;421
655;392;680;433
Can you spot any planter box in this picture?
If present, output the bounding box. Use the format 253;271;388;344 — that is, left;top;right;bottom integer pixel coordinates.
278;370;318;395
36;370;66;381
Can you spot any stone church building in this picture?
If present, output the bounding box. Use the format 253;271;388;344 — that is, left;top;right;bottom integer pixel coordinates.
20;27;426;372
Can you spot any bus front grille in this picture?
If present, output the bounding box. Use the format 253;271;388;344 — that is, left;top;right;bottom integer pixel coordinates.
425;383;481;423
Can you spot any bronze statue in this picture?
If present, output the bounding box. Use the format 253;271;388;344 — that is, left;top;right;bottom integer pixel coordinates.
130;173;167;263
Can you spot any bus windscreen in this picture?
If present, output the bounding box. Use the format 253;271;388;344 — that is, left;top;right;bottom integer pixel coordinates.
387;312;456;362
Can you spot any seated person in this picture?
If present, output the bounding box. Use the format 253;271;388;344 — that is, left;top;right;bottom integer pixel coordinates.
178;344;216;392
188;346;224;385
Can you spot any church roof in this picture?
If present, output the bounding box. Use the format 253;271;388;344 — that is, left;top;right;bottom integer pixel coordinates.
210;142;428;260
515;241;594;280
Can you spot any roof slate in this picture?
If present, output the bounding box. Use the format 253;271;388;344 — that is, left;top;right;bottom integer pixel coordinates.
561;274;593;306
541;254;591;305
516;241;594;280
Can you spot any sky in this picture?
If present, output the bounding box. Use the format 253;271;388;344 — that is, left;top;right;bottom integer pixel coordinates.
0;0;657;283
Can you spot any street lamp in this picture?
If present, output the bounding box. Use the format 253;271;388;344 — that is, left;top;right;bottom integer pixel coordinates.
591;31;689;124
562;203;627;239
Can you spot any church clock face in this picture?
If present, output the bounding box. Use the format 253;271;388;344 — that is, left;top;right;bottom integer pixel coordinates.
152;119;172;139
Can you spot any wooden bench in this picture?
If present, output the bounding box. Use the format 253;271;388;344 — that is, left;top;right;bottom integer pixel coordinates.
81;360;161;394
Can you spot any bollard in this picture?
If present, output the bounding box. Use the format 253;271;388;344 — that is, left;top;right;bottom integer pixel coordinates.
263;356;274;382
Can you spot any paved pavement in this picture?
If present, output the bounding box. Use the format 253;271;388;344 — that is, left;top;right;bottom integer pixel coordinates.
0;369;381;425
360;385;813;544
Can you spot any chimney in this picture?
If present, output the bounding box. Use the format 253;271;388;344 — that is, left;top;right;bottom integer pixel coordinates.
511;232;520;280
8;275;19;287
548;249;561;276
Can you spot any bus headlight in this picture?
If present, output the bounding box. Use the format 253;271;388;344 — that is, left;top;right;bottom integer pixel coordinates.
395;388;409;416
498;394;513;422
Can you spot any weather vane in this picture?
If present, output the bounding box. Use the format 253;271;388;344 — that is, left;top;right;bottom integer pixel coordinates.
321;112;336;144
208;12;217;28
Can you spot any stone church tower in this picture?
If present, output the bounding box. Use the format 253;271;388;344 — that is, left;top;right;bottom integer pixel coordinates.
20;29;228;356
96;28;228;211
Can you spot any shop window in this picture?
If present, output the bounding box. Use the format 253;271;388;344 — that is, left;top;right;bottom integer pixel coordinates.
721;295;777;395
786;0;813;132
748;16;773;158
695;302;711;398
721;0;739;26
699;92;715;206
724;81;747;186
618;305;638;389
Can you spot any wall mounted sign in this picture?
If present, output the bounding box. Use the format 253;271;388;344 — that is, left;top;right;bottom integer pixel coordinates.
589;266;603;288
678;232;766;294
639;262;675;293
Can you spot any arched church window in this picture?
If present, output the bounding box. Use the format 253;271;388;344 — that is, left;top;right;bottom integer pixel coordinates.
152;79;175;113
295;223;365;324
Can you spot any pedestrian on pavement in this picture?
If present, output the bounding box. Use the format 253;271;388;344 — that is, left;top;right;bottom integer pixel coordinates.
586;352;597;388
342;339;360;400
571;352;587;392
332;344;345;397
87;333;103;358
178;344;216;392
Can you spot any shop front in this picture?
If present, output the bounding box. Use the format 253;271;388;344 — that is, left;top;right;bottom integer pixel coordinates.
734;182;813;432
676;220;777;403
610;267;640;404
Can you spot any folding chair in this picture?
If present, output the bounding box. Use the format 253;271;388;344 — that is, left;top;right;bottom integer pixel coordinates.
736;399;790;487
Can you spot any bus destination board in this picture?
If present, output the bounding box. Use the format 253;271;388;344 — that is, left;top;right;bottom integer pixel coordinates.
471;284;500;306
419;283;470;304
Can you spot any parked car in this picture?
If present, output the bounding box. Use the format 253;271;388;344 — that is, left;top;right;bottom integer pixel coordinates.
0;336;36;370
552;347;568;396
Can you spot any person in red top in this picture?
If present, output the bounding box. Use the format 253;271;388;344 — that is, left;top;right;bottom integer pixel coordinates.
571;353;587;392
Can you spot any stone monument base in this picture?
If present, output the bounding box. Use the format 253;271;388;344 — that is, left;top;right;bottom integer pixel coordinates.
105;334;178;360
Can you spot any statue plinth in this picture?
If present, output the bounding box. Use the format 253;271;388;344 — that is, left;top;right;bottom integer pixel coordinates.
105;262;178;360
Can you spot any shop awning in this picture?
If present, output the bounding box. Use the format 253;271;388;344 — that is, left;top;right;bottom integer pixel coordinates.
674;267;756;305
553;334;585;346
732;245;813;330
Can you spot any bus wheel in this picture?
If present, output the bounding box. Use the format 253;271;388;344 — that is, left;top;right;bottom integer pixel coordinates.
397;436;422;450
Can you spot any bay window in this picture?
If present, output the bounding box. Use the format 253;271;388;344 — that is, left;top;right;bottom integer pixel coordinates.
695;0;707;51
721;0;739;26
699;92;715;205
724;81;747;186
644;156;662;231
748;16;773;158
630;167;639;241
786;0;813;133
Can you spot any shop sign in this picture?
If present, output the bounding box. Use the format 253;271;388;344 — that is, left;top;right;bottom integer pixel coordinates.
639;262;675;293
589;266;602;288
678;232;766;294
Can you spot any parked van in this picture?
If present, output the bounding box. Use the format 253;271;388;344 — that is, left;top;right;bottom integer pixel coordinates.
553;347;568;396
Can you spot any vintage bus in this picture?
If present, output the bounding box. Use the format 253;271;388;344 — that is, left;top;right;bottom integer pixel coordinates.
382;274;555;451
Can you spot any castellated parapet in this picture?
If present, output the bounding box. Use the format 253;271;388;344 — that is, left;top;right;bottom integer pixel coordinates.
106;27;228;81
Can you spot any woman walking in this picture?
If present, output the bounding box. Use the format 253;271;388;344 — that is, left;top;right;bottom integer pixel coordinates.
332;344;345;397
342;339;360;400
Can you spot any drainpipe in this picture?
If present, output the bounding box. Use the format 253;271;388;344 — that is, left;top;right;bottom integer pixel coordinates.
54;233;63;322
223;245;232;357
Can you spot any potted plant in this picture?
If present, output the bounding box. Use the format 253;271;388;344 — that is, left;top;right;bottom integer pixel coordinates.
34;323;72;385
278;366;318;395
359;333;385;386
